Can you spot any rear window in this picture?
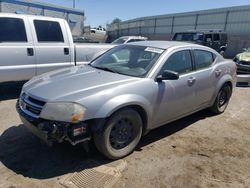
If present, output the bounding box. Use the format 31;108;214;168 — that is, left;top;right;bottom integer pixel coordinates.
34;20;64;42
127;39;146;43
0;18;27;42
112;38;127;44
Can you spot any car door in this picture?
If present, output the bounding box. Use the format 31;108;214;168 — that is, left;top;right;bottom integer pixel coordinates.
152;49;197;127
29;17;73;75
0;16;36;82
191;49;216;108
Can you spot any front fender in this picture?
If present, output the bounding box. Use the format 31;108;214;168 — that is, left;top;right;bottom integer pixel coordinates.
95;94;153;123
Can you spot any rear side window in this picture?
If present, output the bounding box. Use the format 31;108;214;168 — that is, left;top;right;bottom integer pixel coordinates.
0;18;27;42
193;50;214;70
213;34;220;41
34;20;64;42
160;50;193;75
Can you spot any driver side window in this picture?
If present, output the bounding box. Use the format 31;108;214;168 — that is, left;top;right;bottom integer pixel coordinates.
160;50;193;75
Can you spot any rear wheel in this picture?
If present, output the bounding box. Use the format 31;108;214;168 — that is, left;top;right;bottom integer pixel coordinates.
210;84;232;114
94;108;143;159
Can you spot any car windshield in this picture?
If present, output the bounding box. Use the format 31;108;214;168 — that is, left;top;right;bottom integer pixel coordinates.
245;48;250;52
90;45;164;77
112;38;127;44
173;33;203;41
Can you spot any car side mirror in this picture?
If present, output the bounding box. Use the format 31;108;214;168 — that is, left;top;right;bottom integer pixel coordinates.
156;70;179;82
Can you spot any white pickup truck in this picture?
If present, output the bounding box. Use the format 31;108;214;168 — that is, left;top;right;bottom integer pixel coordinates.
0;13;115;83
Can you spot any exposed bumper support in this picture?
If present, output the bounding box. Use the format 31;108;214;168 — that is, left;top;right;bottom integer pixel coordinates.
16;101;91;145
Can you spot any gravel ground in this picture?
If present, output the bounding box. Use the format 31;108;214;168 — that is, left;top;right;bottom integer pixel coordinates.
0;82;250;188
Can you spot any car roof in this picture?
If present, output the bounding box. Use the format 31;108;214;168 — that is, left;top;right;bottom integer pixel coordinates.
174;31;227;34
127;40;202;50
119;36;147;39
0;13;65;21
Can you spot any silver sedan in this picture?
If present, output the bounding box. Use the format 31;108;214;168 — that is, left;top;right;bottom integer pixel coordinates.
17;41;237;159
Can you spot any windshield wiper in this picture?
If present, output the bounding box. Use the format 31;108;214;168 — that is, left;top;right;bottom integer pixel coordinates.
93;66;118;74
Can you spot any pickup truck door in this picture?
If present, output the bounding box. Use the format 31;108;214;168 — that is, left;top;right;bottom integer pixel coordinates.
0;16;36;82
152;49;197;128
28;17;73;75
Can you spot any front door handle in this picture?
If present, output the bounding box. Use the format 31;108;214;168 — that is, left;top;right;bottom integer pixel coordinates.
27;48;34;56
64;48;69;55
187;77;196;86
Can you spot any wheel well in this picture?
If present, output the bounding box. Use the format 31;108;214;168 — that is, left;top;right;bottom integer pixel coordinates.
224;81;233;92
112;105;148;135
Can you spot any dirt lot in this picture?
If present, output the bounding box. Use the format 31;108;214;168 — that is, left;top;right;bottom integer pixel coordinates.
0;82;250;188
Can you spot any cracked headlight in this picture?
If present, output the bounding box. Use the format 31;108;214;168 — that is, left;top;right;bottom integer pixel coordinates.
40;102;86;123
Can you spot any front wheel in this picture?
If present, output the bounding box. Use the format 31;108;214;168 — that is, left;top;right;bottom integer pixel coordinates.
210;84;232;114
94;108;143;160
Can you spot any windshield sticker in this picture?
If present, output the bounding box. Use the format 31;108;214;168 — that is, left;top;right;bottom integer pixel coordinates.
145;47;164;54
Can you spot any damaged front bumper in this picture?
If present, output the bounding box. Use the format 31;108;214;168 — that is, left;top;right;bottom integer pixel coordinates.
16;101;91;146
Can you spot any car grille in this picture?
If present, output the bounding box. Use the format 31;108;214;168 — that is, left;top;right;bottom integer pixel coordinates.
19;93;46;118
237;67;250;74
240;61;250;66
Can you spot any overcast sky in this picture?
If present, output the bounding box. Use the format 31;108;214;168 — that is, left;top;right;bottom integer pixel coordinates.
41;0;250;27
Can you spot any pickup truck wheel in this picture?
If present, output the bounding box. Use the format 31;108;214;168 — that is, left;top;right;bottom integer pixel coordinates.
93;108;142;160
210;84;232;114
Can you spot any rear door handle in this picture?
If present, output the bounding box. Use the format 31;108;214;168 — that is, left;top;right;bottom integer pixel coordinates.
187;77;196;86
27;48;34;56
64;48;69;55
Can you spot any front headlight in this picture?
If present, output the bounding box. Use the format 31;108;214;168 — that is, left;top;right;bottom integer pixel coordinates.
233;57;239;63
40;102;86;123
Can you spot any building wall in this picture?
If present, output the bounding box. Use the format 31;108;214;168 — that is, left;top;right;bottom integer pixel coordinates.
0;0;85;36
108;5;250;57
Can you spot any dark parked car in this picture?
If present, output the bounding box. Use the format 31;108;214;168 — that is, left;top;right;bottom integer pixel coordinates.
172;30;228;56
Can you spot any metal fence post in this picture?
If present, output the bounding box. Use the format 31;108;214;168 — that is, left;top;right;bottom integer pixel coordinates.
171;16;175;34
117;23;120;38
153;18;157;35
127;22;130;35
224;11;229;31
194;14;199;30
139;19;142;35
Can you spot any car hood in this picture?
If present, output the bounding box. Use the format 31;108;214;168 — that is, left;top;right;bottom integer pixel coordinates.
236;52;250;62
23;65;138;102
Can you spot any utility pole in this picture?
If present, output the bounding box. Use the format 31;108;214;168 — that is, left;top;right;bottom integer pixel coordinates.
73;0;75;8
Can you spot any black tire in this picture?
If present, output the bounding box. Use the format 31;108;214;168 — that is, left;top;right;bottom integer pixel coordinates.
210;84;232;114
93;108;143;160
